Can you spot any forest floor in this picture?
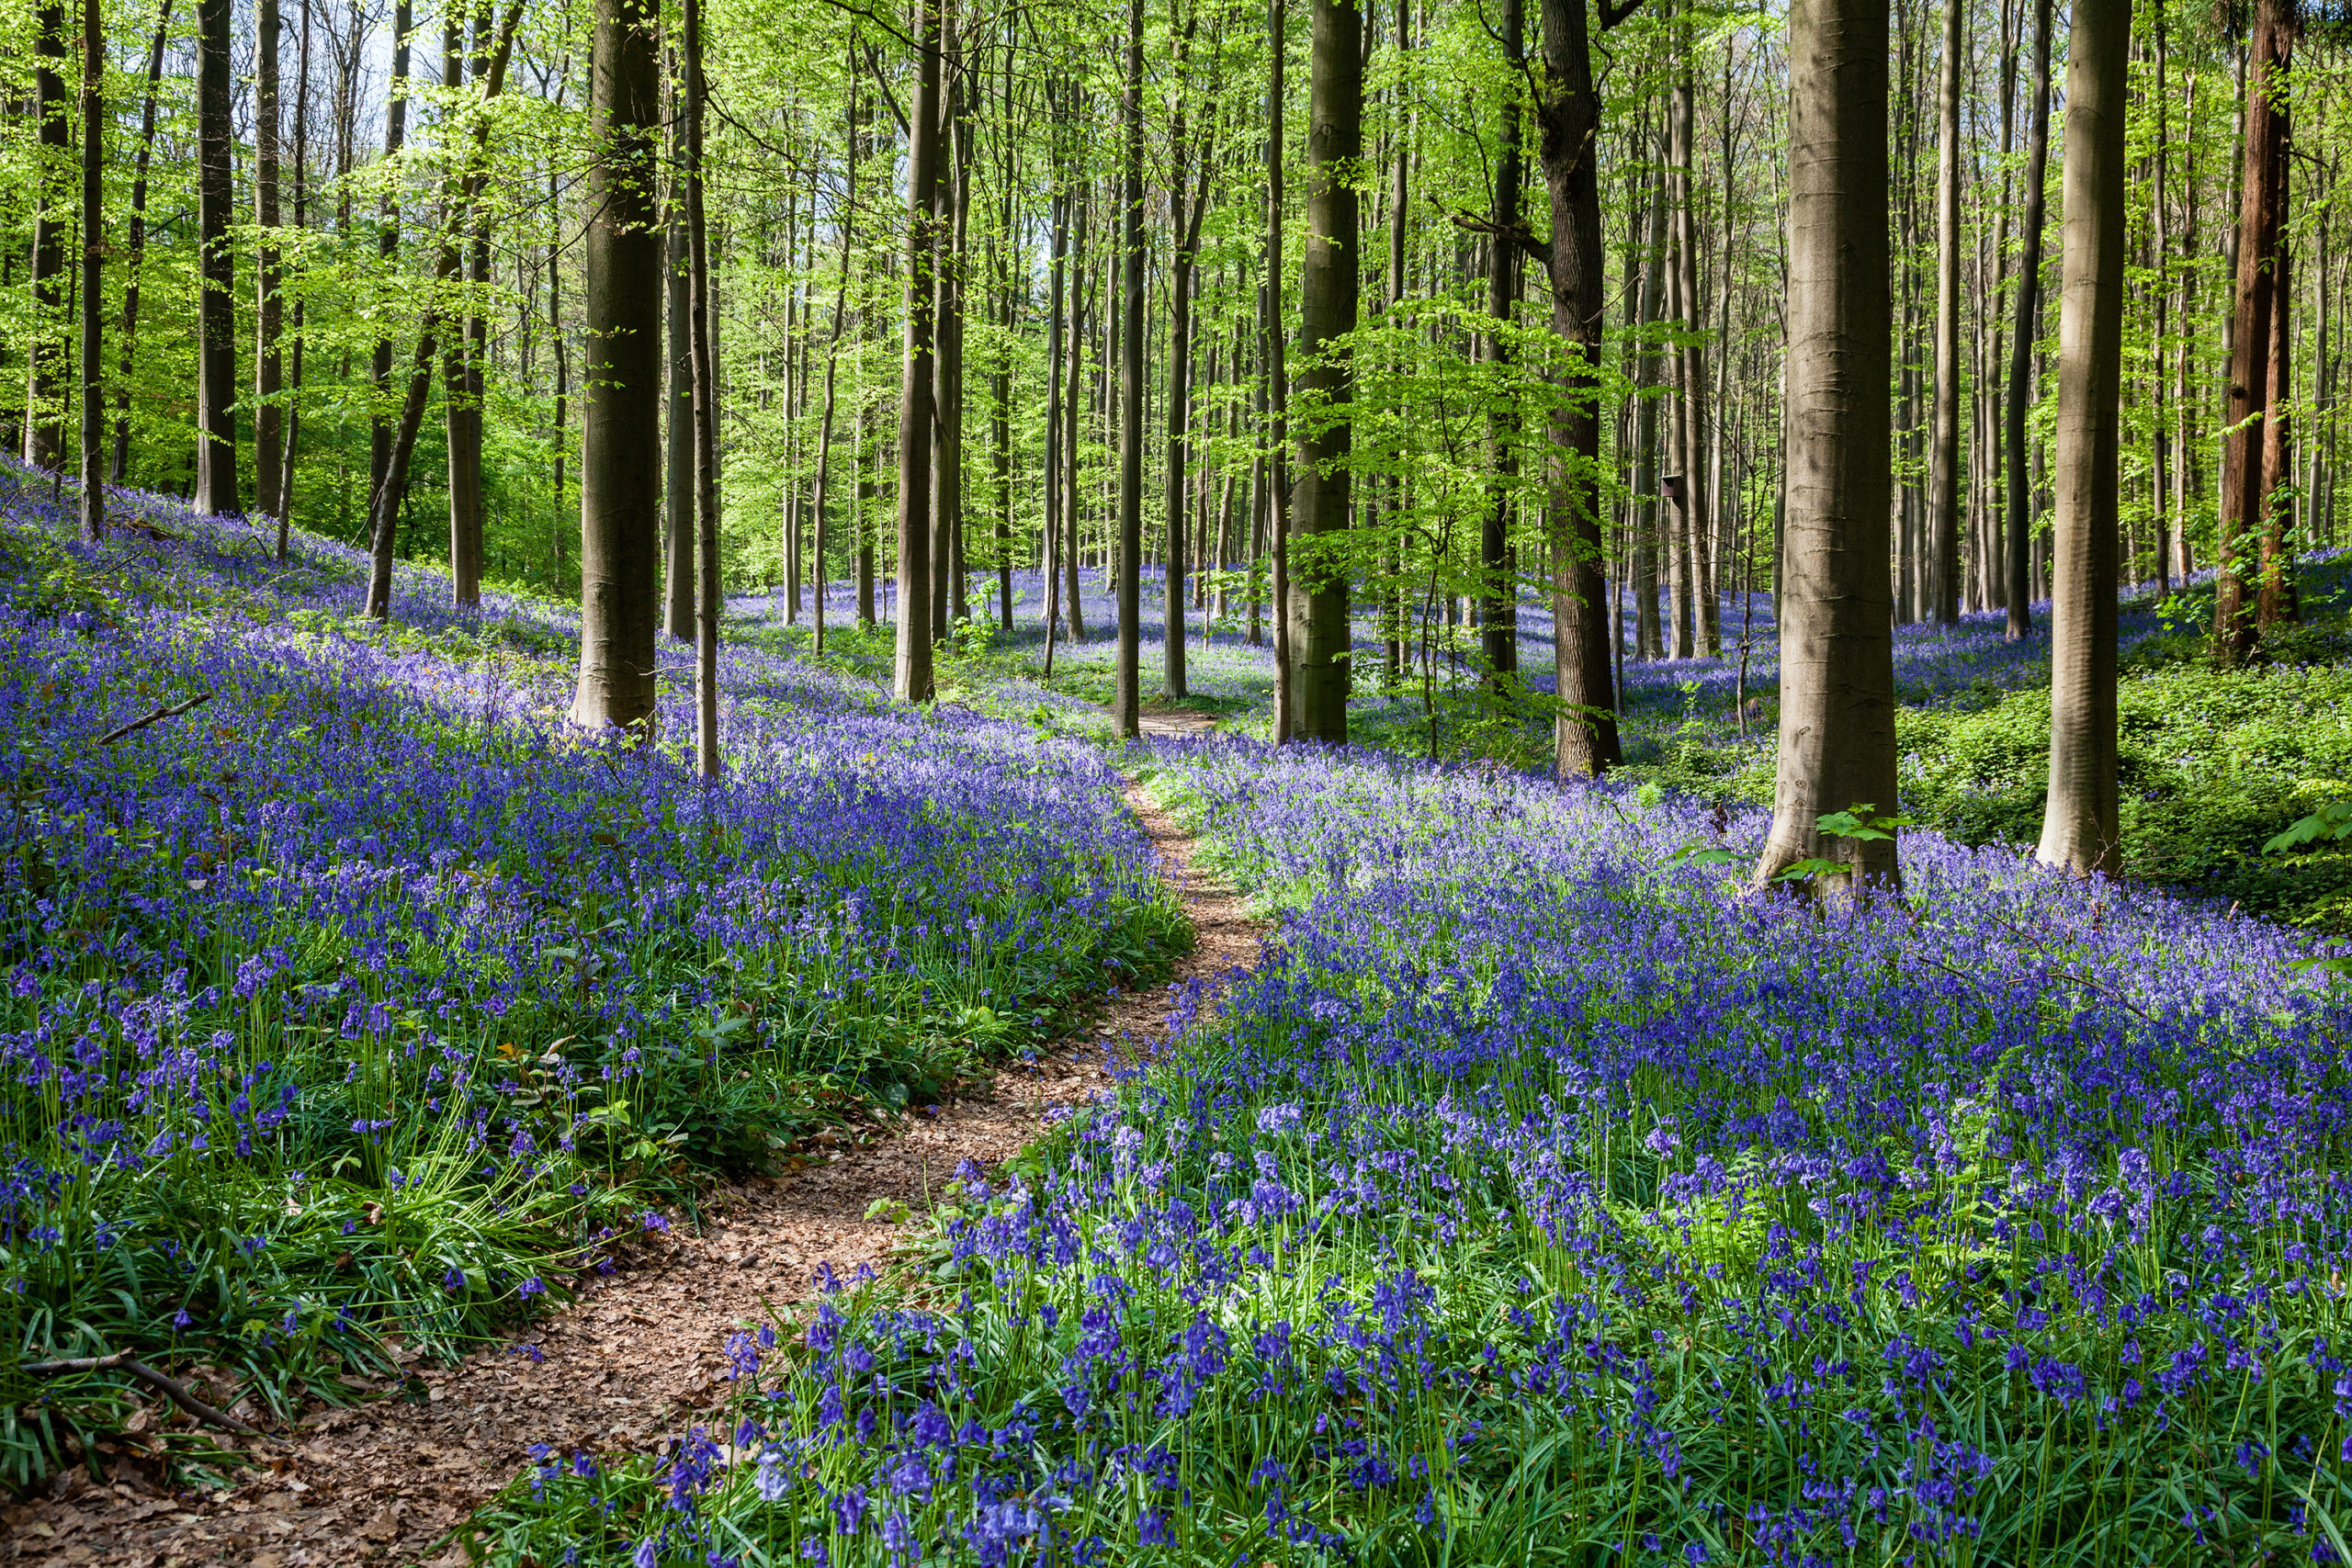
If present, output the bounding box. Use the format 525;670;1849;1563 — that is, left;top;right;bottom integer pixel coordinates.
0;777;1263;1568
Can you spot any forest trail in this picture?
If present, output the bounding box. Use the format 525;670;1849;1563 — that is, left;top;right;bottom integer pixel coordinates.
10;777;1264;1568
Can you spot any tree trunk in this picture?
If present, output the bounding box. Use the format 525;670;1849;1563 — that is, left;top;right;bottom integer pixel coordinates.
1632;165;1666;660
666;134;695;638
1481;0;1526;686
808;85;857;656
685;0;720;777
370;2;414;523
1112;0;1148;737
1164;42;1212;699
277;0;311;555
1266;0;1293;739
1928;0;1962;623
1531;0;1623;774
255;0;285;524
933;63;972;644
1290;0;1359;744
1063;185;1091;641
23;2;67;471
2003;0;2052;640
111;0;175;487
440;12;481;607
195;0;239;513
893;0;944;704
1752;0;1898;893
2217;0;2292;661
75;0;101;541
2035;0;2127;875
570;0;663;728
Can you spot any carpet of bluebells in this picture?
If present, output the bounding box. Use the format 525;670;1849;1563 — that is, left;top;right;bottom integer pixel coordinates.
0;466;1178;1485
482;728;2352;1565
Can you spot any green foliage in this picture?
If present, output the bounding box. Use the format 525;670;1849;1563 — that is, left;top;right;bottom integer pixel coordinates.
1900;661;2352;930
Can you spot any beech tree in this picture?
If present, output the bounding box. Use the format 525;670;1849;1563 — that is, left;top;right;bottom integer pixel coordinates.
2036;0;2130;875
1288;0;1359;745
195;0;239;515
1753;0;1898;892
571;0;662;729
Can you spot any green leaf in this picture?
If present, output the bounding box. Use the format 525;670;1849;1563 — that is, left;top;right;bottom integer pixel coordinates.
2264;800;2352;855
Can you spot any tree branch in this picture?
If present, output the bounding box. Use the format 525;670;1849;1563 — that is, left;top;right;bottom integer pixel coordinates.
21;1350;280;1439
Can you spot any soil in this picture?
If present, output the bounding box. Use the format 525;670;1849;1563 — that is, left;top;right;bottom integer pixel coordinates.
2;777;1264;1568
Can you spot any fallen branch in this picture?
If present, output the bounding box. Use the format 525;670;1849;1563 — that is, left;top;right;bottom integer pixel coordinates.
19;1349;277;1439
96;690;213;746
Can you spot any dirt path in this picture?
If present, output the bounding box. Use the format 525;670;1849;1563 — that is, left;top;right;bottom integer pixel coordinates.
6;780;1263;1568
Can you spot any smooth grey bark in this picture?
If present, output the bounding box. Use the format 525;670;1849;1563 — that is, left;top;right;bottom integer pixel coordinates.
1753;0;1899;893
685;0;720;778
1288;0;1359;744
1163;19;1212;700
23;2;66;470
75;0;101;541
2215;0;2292;660
933;58;971;644
1632;165;1667;660
195;0;239;513
570;0;663;728
2004;0;2051;639
1113;0;1147;738
891;0;943;704
1480;0;1525;685
1928;0;1962;623
1531;0;1626;774
277;0;311;556
111;0;175;486
809;88;856;658
2035;0;2128;874
1266;0;1293;740
255;0;285;524
369;2;413;519
1065;186;1091;643
666;132;695;639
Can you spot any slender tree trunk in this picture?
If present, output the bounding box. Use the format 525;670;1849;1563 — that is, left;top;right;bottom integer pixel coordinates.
1112;0;1148;736
2036;0;2127;874
2217;0;2292;660
370;3;414;521
1633;165;1667;659
2004;0;2052;638
1063;186;1090;640
1043;177;1069;636
1753;0;1898;893
1267;0;1294;739
1290;0;1359;743
1481;0;1526;686
2175;69;2199;581
571;0;663;728
277;0;312;554
685;0;720;776
893;0;944;703
1531;0;1622;774
23;2;67;470
808;85;856;657
74;0;101;541
1164;53;1212;698
195;0;239;513
934;63;972;643
111;0;175;487
1928;0;1962;623
255;0;285;523
665;127;695;638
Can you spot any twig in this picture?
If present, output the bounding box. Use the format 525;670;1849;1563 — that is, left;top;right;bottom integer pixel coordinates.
19;1350;278;1439
96;690;213;746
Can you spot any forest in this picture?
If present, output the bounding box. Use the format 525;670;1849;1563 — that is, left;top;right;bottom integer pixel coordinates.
3;0;2352;1559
